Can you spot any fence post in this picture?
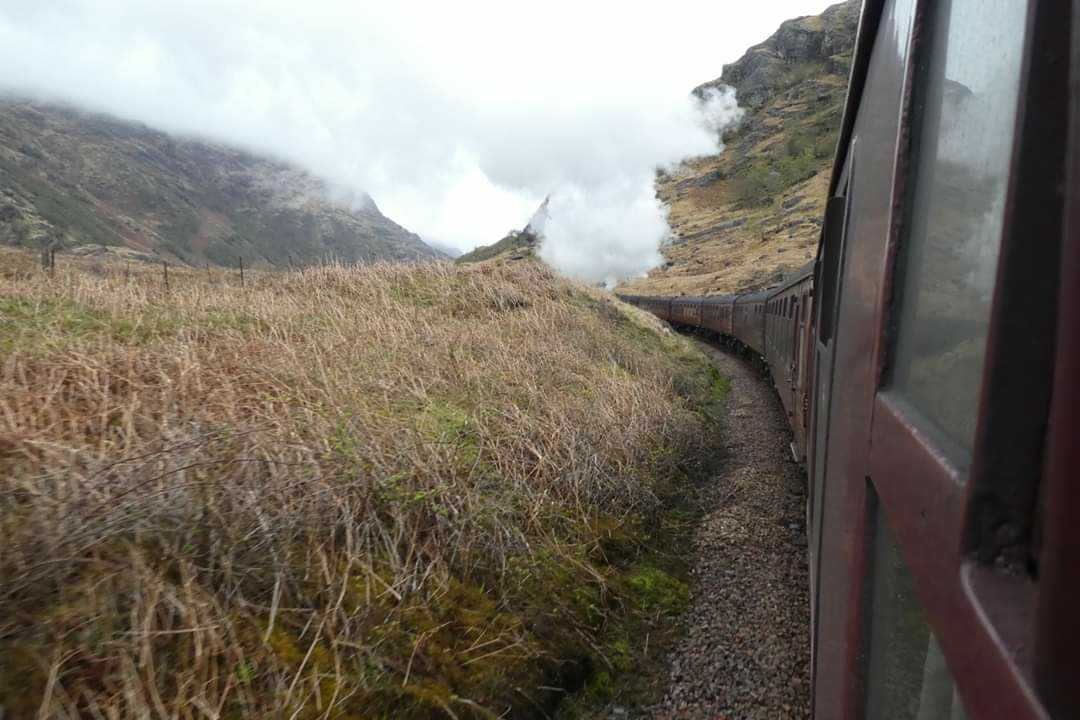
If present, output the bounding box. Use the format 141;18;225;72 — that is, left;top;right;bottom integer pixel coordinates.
206;262;212;283
41;245;55;275
239;256;245;287
162;261;170;293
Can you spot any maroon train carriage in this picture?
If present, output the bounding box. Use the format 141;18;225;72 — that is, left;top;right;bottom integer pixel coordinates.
806;0;1076;717
634;295;671;322
617;0;1078;716
702;295;736;336
764;264;814;460
671;296;705;327
732;290;768;353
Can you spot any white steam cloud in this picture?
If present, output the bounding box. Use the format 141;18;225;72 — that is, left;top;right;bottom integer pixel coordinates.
0;0;827;278
539;87;744;286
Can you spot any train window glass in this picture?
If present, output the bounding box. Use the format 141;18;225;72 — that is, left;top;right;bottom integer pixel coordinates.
889;0;1027;454
818;192;851;344
865;494;969;720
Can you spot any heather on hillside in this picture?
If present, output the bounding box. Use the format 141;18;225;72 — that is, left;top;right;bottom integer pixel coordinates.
0;251;726;718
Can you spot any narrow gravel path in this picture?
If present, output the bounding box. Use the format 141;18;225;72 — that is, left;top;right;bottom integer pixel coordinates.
649;342;811;719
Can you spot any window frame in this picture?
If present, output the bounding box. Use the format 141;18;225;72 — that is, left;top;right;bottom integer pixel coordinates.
861;0;1071;717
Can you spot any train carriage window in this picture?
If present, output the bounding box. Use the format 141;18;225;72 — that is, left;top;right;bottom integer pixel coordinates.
888;0;1028;455
865;491;968;720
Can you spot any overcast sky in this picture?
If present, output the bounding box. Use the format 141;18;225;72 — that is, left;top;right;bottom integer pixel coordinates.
0;0;837;279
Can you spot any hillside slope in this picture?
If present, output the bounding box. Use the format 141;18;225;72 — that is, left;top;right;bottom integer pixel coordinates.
457;195;549;264
619;0;859;296
0;99;442;267
1;248;725;717
456;227;537;264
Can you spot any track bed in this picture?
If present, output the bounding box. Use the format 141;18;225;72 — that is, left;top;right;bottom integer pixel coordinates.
646;343;811;719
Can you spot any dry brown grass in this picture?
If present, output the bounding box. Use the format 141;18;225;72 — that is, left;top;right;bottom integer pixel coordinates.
0;249;725;718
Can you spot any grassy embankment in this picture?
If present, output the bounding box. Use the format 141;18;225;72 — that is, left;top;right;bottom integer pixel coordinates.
0;249;728;718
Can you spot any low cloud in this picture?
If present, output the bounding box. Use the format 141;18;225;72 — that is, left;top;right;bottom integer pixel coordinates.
0;0;826;274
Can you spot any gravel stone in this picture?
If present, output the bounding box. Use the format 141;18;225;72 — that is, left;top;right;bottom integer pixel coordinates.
643;344;811;719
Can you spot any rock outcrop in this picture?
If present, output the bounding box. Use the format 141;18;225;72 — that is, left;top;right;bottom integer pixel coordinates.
697;0;860;110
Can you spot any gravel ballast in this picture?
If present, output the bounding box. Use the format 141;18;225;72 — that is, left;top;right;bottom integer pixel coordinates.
645;342;812;719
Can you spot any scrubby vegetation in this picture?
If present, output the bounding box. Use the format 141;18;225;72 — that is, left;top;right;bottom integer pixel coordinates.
456;229;537;265
730;118;839;209
0;250;726;718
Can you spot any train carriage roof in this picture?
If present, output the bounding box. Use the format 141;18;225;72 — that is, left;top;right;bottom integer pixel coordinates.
736;290;771;304
702;295;737;305
767;261;816;299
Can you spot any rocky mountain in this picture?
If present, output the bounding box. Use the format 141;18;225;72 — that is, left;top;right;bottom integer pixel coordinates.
0;98;442;267
619;0;859;296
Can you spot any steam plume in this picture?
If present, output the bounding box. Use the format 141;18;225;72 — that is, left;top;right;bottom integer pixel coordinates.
539;87;744;286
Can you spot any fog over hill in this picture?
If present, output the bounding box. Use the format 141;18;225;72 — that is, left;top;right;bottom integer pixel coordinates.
0;0;837;283
0;98;442;266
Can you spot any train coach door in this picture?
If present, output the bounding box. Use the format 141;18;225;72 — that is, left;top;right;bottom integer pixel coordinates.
790;296;801;426
797;292;812;444
858;0;1071;717
808;174;853;675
